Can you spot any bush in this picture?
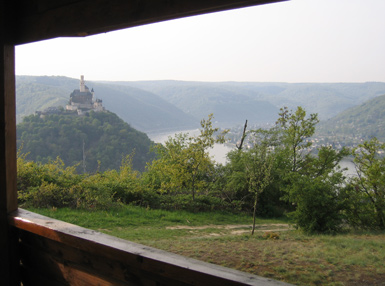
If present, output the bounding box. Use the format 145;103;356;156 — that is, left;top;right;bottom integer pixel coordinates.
156;194;234;212
18;182;74;208
17;155;120;210
287;175;345;234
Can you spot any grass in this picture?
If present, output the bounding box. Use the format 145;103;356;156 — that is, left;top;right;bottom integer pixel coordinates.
28;205;385;286
29;206;285;241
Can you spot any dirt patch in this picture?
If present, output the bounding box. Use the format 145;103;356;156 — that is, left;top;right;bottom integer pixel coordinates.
166;224;249;230
166;223;292;239
167;223;289;230
166;223;291;235
230;228;290;235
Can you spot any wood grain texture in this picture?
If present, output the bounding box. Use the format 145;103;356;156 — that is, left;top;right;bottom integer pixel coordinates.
15;0;287;44
9;209;292;286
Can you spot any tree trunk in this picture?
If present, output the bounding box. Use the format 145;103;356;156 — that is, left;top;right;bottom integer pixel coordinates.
251;196;257;235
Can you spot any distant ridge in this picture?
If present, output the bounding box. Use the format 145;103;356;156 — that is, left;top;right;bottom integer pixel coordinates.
124;81;385;122
17;76;385;133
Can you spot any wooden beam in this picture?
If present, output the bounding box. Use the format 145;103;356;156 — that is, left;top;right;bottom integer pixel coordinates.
0;48;17;212
15;0;287;44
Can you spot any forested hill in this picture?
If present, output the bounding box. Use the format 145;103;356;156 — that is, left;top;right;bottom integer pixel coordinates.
16;76;198;133
17;111;156;173
317;93;385;143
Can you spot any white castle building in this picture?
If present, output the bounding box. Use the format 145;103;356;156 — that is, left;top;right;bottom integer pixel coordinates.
66;75;104;115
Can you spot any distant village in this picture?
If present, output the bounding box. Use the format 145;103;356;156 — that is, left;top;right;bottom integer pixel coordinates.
226;122;384;155
36;75;105;117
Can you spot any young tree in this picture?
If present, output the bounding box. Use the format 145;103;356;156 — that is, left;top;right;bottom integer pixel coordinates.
225;127;283;218
245;107;348;233
347;138;385;229
245;144;274;235
144;114;228;201
277;107;352;233
276;106;319;173
225;144;274;234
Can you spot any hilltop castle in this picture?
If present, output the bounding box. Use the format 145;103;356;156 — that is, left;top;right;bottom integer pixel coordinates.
66;75;105;115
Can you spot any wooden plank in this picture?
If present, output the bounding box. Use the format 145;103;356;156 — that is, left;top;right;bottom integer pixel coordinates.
21;244;131;286
20;231;143;286
15;0;287;44
10;209;292;286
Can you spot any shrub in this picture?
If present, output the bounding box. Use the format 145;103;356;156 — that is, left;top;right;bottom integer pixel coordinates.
156;194;234;212
262;232;280;240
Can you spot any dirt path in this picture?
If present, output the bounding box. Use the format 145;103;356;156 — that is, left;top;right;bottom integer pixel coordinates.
166;223;291;236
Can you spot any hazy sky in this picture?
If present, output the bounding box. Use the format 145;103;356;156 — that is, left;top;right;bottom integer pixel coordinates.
15;0;385;83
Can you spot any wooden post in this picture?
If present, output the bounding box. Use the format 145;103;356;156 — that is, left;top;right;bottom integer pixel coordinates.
0;44;18;286
1;0;18;283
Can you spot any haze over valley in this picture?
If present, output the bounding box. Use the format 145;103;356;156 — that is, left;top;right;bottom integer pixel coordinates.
16;75;385;173
17;75;385;136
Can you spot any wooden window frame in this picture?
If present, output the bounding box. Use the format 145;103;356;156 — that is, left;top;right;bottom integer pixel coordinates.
1;1;288;285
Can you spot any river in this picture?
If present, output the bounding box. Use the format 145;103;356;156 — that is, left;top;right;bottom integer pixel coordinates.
339;158;357;178
148;130;357;175
148;129;233;165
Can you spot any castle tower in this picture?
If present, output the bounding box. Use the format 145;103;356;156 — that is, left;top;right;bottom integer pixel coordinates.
80;75;86;92
66;75;104;113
